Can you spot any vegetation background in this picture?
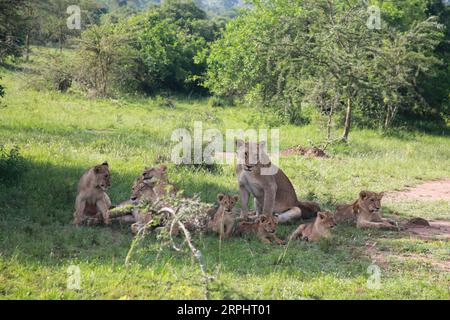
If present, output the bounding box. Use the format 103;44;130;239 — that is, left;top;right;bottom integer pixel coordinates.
0;0;448;299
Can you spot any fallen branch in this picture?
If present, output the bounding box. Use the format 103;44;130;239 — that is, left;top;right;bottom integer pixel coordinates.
160;206;212;300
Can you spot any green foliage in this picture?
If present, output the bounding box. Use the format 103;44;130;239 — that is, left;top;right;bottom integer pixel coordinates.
204;0;445;136
127;1;216;93
43;53;74;92
0;63;449;298
0;0;29;60
0;78;4;100
69;0;222;96
74;20;138;97
0;145;26;183
154;95;176;108
207;95;234;108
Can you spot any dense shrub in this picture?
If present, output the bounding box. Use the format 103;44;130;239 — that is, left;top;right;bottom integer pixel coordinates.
0;145;26;183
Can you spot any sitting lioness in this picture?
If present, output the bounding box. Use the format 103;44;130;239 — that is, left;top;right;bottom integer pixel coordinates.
236;139;320;222
235;215;285;245
290;211;336;242
207;193;238;239
73;162;112;225
335;191;397;230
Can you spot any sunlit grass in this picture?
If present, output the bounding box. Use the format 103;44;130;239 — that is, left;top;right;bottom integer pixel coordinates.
0;51;449;299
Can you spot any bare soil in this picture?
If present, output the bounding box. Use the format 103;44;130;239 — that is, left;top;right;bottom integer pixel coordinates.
402;219;450;240
387;178;450;201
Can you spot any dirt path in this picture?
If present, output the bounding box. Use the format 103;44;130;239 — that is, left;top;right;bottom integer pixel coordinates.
387;178;450;201
385;178;450;240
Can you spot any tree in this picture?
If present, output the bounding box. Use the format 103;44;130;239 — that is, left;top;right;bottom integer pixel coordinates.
204;0;444;140
75;20;137;97
127;0;216;92
0;0;29;61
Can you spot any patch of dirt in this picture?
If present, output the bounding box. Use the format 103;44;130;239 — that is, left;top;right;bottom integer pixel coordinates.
363;240;450;272
281;146;329;158
402;219;450;240
387;178;450;201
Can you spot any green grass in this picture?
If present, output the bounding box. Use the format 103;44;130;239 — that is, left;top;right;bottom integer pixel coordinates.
0;49;449;299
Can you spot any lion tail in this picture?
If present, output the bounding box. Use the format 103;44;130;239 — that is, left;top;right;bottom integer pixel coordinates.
296;200;321;219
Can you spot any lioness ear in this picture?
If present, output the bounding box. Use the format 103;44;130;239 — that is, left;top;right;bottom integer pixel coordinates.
260;216;267;222
102;161;108;167
378;192;384;199
232;195;239;203
159;164;168;172
318;212;326;219
94;165;101;174
217;193;225;202
360;191;368;199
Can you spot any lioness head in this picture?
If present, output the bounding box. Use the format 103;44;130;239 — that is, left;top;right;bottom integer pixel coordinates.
236;140;271;172
94;162;111;191
141;164;168;186
131;165;168;201
359;191;384;214
317;211;336;229
259;215;278;234
217;193;238;212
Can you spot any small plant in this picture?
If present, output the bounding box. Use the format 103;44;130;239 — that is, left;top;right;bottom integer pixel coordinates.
0;145;26;183
155;95;175;108
208;96;234;108
42;53;73;92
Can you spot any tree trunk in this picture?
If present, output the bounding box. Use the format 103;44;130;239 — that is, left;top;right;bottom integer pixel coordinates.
384;107;391;129
59;27;63;53
25;33;30;62
327;102;334;141
342;97;352;141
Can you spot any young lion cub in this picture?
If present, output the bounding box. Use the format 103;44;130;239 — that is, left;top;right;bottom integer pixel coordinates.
235;215;285;245
207;193;238;239
290;211;336;242
73;162;112;225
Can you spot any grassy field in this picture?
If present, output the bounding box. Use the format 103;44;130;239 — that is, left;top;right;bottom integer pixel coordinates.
0;49;449;299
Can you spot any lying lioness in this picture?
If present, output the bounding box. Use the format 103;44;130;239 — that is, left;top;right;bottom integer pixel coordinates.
335;191;398;230
290;211;336;242
109;165;177;233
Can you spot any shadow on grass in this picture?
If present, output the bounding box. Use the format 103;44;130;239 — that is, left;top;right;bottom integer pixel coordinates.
0;158;414;299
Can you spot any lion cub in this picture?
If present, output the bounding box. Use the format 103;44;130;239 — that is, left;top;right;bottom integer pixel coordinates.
290;211;336;242
207;193;238;239
73;162;112;225
235;215;285;245
335;191;397;230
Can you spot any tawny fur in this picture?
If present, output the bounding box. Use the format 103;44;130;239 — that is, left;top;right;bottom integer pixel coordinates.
335;191;398;230
73;162;112;225
236;140;320;222
290;211;336;242
235;215;285;245
111;164;177;234
207;194;238;239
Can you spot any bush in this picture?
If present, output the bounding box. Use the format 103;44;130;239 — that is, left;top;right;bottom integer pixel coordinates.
154;95;176;109
0;145;26;183
33;54;73;92
207;96;234;108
